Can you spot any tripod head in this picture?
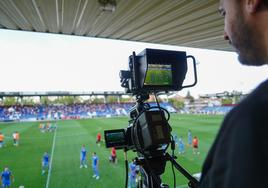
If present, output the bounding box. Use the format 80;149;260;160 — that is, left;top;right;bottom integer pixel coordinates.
135;152;199;188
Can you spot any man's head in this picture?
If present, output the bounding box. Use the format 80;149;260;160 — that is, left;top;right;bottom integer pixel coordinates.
219;0;268;66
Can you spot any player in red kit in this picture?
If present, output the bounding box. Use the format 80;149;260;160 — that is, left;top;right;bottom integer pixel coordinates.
96;132;101;146
192;136;200;155
109;147;117;164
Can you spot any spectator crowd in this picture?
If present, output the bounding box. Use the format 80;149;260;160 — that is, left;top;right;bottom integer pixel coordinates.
0;102;176;122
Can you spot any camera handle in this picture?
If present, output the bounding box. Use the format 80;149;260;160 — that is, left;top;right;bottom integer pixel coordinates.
182;55;198;89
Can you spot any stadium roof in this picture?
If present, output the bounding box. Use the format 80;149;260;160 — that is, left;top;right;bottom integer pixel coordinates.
0;0;233;52
0;91;125;97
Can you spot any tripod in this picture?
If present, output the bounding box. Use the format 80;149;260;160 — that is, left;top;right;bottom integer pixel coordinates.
135;152;199;188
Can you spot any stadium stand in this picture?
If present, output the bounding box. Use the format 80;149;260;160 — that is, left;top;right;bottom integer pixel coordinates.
0;102;177;122
200;106;233;114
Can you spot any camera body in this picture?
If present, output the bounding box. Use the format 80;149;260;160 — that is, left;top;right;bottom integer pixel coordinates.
104;110;170;154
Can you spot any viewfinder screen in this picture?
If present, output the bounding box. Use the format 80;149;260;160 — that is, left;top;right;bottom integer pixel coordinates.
104;129;126;148
144;64;172;86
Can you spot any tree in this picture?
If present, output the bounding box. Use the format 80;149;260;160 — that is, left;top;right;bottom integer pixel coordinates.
21;97;35;105
40;96;52;105
106;96;118;103
168;98;185;109
91;97;105;104
3;97;17;106
54;96;81;105
120;95;133;103
185;91;194;103
221;98;233;105
74;96;82;104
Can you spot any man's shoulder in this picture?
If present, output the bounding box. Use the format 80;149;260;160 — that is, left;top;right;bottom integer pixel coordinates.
227;79;268;118
243;79;268;104
216;79;268;143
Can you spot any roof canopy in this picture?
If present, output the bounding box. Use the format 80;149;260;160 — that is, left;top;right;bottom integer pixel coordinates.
0;0;233;51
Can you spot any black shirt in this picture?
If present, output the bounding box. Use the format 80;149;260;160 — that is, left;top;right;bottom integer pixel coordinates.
199;79;268;188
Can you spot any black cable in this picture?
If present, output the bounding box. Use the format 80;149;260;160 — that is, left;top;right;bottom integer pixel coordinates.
171;158;176;188
154;91;160;108
148;106;170;121
170;135;176;188
124;150;128;188
153;92;171;121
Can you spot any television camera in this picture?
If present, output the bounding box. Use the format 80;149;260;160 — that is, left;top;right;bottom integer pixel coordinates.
104;49;199;188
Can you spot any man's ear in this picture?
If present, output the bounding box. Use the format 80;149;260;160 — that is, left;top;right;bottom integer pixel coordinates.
245;0;262;13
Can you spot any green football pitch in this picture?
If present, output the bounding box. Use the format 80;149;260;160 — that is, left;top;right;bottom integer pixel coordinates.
0;114;224;188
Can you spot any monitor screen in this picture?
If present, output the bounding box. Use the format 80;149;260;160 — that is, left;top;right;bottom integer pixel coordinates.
104;129;126;148
144;64;172;86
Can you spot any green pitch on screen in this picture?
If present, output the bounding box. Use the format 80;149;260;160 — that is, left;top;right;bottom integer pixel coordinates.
144;67;172;85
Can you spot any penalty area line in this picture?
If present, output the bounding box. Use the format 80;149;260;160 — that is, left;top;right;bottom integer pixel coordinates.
46;129;57;188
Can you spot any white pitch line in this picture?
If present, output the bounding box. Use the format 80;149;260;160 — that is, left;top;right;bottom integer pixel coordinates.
45;129;57;188
176;184;189;188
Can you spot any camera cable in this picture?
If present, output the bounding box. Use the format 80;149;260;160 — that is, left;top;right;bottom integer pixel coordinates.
171;135;176;188
124;149;128;188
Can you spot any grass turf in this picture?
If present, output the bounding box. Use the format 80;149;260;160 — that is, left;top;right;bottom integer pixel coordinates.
0;114;224;188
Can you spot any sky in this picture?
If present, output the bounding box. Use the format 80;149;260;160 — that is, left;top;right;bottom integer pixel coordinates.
1;29;268;98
